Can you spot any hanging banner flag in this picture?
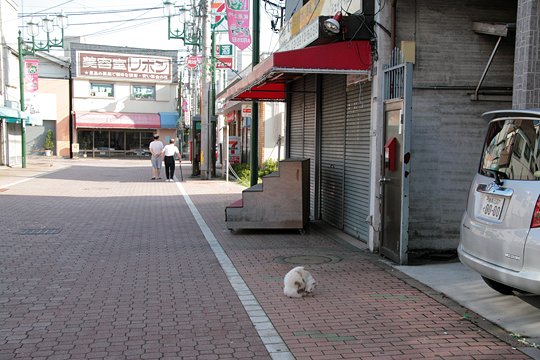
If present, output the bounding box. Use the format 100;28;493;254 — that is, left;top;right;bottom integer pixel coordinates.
226;112;235;124
181;98;189;112
24;59;39;92
225;0;252;51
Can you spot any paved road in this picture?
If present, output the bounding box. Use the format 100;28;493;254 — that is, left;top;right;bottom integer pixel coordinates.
0;158;536;359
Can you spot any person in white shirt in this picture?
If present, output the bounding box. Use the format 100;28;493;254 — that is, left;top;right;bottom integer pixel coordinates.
149;134;164;180
161;138;181;182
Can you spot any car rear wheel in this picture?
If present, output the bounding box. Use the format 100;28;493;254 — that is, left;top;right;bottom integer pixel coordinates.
481;276;515;295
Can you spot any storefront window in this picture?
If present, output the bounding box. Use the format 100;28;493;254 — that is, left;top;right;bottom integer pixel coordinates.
131;84;155;100
126;131;150;156
94;130;109;148
126;131;140;150
79;131;93;150
141;132;154;149
76;130;155;158
90;83;114;97
110;131;125;150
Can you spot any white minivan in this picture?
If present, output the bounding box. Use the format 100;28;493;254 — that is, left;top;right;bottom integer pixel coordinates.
458;109;540;295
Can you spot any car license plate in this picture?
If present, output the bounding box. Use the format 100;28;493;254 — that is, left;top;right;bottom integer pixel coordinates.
480;194;505;220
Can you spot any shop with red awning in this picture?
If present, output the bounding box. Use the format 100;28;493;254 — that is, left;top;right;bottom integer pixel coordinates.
218;40;371;103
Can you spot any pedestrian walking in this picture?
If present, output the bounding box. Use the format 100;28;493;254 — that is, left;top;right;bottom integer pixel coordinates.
162;138;180;182
149;134;164;180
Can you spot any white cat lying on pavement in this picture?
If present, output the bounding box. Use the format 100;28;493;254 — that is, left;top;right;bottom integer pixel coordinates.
283;266;317;298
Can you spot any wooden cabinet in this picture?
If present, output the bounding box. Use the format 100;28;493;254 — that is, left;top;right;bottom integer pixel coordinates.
225;158;310;230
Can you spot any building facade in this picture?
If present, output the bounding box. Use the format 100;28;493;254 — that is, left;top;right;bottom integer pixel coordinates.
218;0;524;264
23;52;71;158
372;0;516;263
0;0;71;165
70;43;179;158
0;0;22;166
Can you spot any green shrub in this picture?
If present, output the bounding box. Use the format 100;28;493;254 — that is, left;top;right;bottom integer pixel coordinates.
258;159;278;178
231;159;280;187
231;163;251;187
44;129;55;150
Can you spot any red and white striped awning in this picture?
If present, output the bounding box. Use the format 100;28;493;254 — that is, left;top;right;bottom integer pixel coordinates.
74;112;160;129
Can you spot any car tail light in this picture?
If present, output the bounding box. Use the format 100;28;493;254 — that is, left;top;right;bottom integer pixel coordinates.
531;196;540;228
465;182;473;210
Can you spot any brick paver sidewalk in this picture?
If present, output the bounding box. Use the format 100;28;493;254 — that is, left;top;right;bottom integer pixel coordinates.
183;178;532;360
0;159;533;359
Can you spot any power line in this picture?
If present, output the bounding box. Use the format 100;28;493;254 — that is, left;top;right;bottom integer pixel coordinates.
81;6;161;39
18;2;278;55
18;4;171;46
20;0;77;17
69;15;165;27
19;6;163;18
87;17;163;38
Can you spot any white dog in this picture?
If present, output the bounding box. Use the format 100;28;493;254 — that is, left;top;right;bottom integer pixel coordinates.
283;266;317;298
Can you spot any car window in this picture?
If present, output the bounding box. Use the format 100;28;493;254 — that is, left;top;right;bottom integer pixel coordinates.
480;118;540;180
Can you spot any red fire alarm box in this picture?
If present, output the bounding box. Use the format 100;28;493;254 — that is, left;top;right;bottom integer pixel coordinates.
384;137;398;171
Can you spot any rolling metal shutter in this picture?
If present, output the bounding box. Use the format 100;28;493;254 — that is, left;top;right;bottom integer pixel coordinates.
320;75;346;228
303;75;317;219
289;78;304;158
343;81;371;241
287;75;317;220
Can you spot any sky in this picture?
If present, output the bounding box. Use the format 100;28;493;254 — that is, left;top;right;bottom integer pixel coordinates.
18;0;281;66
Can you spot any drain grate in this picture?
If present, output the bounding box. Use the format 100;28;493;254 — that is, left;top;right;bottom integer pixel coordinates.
19;228;62;235
275;254;341;265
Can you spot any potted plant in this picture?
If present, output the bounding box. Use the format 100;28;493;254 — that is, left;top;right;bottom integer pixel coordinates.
44;129;54;156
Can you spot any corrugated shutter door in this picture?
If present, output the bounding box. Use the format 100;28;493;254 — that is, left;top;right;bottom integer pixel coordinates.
344;81;371;241
303;75;317;219
289;78;304;158
320;75;345;228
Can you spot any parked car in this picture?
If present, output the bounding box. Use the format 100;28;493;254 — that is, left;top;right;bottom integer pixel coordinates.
458;109;540;295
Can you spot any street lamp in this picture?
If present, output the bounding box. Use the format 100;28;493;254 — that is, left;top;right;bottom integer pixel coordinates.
18;12;68;168
163;0;201;48
26;12;68;52
323;11;342;34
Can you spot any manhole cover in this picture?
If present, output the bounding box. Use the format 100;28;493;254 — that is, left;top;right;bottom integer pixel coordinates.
19;228;62;235
275;255;341;265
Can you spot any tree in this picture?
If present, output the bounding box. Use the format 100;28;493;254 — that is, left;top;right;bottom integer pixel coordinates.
44;129;55;150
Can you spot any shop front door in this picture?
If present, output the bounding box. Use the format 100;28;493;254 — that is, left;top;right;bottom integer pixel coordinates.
380;100;403;263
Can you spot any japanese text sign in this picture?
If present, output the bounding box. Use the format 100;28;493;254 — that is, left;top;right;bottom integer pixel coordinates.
77;51;173;83
216;44;233;56
216;57;233;69
187;55;203;69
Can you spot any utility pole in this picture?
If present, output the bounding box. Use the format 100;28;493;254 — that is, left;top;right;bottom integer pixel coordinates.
200;0;212;179
17;31;27;168
250;0;260;186
210;28;217;178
